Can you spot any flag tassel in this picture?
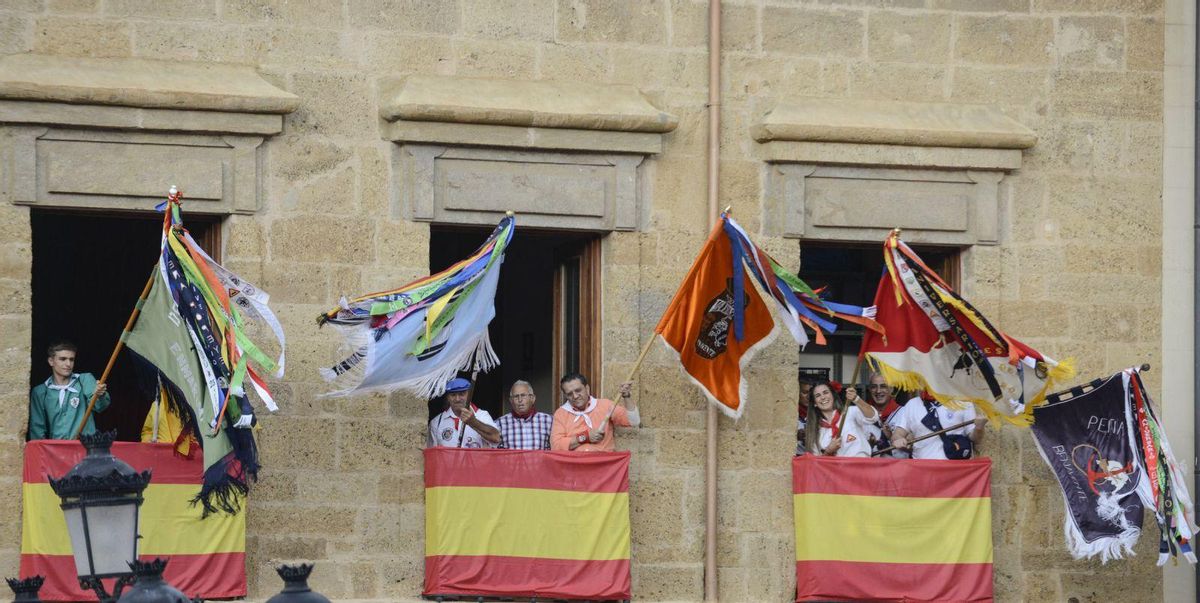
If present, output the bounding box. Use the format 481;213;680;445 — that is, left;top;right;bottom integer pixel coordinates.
73;271;156;438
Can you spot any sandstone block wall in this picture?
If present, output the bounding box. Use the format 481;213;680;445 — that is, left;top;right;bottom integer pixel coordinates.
0;1;1170;601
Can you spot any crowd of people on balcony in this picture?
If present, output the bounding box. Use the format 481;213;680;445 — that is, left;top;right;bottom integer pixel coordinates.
420;365;984;459
797;372;987;460
426;371;639;451
29;340;980;460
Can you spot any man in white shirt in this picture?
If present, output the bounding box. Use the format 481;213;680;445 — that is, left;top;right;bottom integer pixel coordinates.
888;395;987;460
427;378;501;448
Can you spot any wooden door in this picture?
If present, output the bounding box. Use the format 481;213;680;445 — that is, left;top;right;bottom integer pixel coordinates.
552;237;602;404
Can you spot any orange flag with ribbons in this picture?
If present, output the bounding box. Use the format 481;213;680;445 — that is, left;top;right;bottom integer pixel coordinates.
655;218;778;419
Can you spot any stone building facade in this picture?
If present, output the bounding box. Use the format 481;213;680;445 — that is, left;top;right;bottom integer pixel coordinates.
0;0;1193;601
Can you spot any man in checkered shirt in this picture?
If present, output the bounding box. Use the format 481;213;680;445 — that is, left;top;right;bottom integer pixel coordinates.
496;380;553;450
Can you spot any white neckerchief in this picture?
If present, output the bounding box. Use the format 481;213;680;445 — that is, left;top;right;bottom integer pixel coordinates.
45;374;79;408
561;397;598;429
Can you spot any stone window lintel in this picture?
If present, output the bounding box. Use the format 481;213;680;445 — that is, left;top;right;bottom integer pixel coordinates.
756;98;1037;247
380;75;678;232
0;54;297;215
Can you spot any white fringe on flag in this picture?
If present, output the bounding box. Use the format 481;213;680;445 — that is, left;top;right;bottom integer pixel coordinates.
320;258;505;399
659;321;780;421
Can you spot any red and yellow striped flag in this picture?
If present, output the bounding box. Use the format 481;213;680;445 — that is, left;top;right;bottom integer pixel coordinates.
793;456;993;602
424;448;631;600
20;441;245;601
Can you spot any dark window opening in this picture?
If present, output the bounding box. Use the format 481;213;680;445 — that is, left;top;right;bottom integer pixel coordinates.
429;226;600;420
29;209;221;441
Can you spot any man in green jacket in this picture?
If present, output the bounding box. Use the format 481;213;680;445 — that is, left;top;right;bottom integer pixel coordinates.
28;341;110;440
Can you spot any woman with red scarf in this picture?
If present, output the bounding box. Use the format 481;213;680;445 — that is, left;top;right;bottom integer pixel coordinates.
803;381;878;457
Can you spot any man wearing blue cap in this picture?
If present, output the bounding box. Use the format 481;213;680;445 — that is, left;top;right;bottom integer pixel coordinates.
426;377;501;448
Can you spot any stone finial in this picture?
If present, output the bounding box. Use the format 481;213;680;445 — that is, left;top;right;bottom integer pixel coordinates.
266;564;331;603
6;576;44;603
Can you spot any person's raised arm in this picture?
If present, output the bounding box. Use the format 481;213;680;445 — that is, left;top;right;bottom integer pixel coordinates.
844;387;877;423
459;406;500;444
617;381;639;427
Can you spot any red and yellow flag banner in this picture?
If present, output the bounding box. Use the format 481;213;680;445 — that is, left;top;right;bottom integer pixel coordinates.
860;232;1071;425
793;456;993;602
424;449;630;600
20;441;246;601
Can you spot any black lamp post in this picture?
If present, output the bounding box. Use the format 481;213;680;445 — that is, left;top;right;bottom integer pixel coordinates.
265;564;331;603
115;559;190;603
48;431;151;602
6;576;44;603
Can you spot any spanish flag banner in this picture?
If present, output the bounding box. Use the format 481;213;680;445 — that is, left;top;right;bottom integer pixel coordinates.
20;441;246;601
655;216;778;419
793;456;993;602
424;449;630;600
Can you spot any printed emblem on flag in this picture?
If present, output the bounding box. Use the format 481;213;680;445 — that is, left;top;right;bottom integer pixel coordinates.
655;220;777;419
1032;369;1198;565
696;278;747;359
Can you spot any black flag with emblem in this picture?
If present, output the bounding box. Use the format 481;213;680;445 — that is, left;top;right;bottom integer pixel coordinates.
1030;373;1143;563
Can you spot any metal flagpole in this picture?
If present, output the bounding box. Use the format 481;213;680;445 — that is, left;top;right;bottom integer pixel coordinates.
704;1;722;599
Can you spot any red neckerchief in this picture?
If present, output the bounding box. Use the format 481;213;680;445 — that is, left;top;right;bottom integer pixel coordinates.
452;404;480;430
511;406;536;420
819;410;841;438
876;398;900;421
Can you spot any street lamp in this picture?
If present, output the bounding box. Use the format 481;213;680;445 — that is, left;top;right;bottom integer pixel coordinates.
5;576;44;603
265;564;331;603
48;431;151;602
114;559;191;603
